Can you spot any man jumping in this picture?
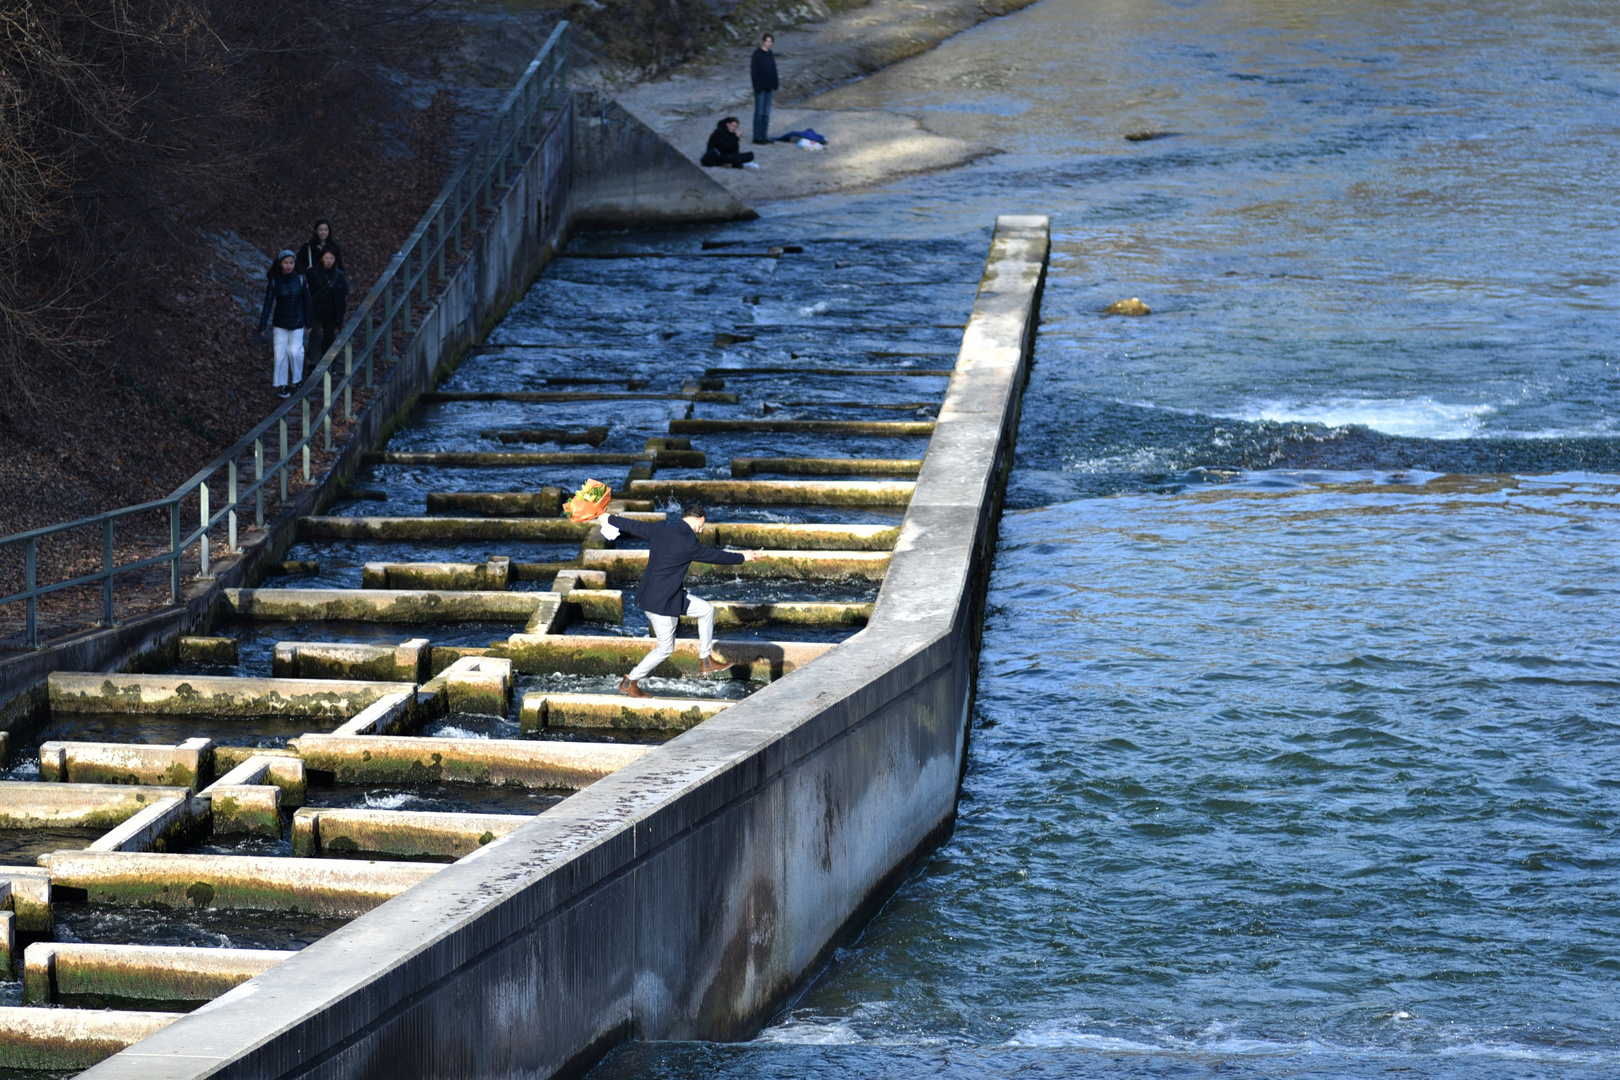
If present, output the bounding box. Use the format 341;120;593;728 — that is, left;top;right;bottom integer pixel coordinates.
596;504;758;697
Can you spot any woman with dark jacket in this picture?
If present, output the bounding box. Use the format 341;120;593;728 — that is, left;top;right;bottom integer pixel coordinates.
700;118;755;169
304;249;349;362
295;219;344;275
259;250;314;398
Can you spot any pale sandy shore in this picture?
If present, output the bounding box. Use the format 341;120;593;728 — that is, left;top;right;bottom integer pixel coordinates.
612;0;1038;202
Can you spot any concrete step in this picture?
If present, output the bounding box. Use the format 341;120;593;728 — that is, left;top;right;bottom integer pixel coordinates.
361;450;705;467
627;478;914;507
669;419;934;436
0;782;190;831
48;672;412;718
492;633;833;680
39;738;211;788
292;734;651;790
520;692;733;733
732;456;923;479
24;942;295;1008
0;1006;179;1071
299;516;591;541
292;808;533;860
479;426;609;446
699;601;873;628
700;522;900;550
582;548;890;582
223;588;547;624
273;639;428;682
704;365;953;378
40;850;443;916
361;557;512;591
424;490;563;517
422;390;738;404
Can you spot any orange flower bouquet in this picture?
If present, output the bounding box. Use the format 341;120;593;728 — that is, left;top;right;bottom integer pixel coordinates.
565;478;612;522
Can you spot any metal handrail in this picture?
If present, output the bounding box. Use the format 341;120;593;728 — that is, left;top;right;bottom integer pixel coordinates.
0;22;569;648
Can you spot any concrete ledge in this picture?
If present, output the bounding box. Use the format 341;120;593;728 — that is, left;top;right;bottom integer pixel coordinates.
178;637;239;664
25;943;295;1008
292;808;531;860
87;795;201;853
0;782;192;830
491;633;832;679
361;558;512;591
294;733;650;789
223;588;544;624
583;548;890;582
699;522;900;550
48;672;409;717
41;851;443;916
426;490;563;517
732;457;923;479
300;517;591;541
627;478;915;506
273;639;428;683
520;692;732;733
700;602;872;629
40;738;212;788
0;1007;179;1070
668;419;934;436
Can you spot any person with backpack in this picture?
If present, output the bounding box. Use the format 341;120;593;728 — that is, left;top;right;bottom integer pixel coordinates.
304;249;349;363
259;250;314;398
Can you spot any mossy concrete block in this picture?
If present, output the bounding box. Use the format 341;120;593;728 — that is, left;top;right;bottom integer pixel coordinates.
491;633;832;681
0;910;12;981
291;808;531;860
628;478;915;507
553;569;609;592
668;419;934;437
359;558;512;591
0;1006;178;1070
293;734;650;790
0;781;190;831
178;637;239;664
565;589;624;624
299;516;591;542
731;456;923;479
696;601;874;629
208;785;280;837
425;489;565;517
24;942;294;1009
520;692;731;733
699;522;901;551
87;795;203;854
440;657;513;716
224;588;542;624
39;738;212;788
0;868;54;933
203;756;306;809
39;851;442;916
48;672;412;718
583;548;891;583
273;639;427;682
328;690;417;738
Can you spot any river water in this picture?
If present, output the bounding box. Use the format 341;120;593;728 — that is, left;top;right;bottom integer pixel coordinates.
590;0;1619;1076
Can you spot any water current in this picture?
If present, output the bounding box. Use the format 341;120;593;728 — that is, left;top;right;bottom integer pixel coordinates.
589;0;1620;1076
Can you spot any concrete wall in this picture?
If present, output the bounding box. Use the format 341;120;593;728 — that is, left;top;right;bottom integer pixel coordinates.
79;215;1049;1080
570;92;756;229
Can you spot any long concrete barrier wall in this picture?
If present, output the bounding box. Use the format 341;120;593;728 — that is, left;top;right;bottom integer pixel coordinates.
80;216;1050;1078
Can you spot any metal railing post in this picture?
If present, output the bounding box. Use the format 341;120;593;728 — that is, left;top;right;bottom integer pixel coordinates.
24;537;37;647
169;504;181;602
365;316;376;387
279;418;289;501
197;482;210;579
302;398;312;480
437;206;447;281
345;344;354;419
101;520;115;626
254;438;265;526
323;372;333;450
228;461;239;553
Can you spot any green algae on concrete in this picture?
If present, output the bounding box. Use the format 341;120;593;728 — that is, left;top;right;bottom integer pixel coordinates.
363;451;653;467
292;807;532;860
731;457;923;478
520;692;732;733
202;756;307;810
40;738;212;788
207;786;280;837
87;795;204;854
40;850;442;916
491;633;833;680
25;942;295;1009
178;637;239;664
294;733;651;790
582;548;891;583
627;478;915;507
669;419;934;437
360;557;512;591
439;656;512;716
426;489;564;517
224;588;544;624
698;522;901;550
273;639;428;683
700;601;874;629
0;1006;178;1070
0;869;51;933
299;516;592;542
47;671;411;717
0;781;191;831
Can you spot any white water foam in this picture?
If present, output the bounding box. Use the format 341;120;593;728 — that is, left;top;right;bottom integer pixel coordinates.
1225;397;1496;440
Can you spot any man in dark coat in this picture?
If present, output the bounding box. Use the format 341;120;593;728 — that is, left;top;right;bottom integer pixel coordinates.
750;33;778;145
701;117;755;168
304;249;349;362
597;504;758;697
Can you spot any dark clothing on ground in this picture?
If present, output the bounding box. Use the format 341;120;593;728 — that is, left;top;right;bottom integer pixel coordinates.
259;271;313;333
311;318;339;363
606;514;744;617
701;124;755;168
751;48;779;92
296;237;343;275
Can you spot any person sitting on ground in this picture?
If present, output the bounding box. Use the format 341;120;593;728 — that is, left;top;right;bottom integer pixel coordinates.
701;117;756;169
295;218;344;275
304;249;349;362
594;503;759;697
259;250;314;398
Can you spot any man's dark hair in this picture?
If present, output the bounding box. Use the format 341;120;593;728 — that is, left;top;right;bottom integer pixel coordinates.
762;32;773;41
721;116;739;126
680;503;708;521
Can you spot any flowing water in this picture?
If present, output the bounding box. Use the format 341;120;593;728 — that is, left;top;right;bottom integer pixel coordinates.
590;0;1620;1076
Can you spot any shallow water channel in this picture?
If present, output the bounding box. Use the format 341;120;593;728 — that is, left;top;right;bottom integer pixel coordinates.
588;0;1620;1078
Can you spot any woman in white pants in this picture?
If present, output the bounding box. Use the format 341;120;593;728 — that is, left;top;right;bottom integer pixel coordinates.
258;250;314;398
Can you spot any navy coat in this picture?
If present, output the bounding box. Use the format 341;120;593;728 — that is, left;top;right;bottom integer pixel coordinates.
607;515;744;617
751;47;779;92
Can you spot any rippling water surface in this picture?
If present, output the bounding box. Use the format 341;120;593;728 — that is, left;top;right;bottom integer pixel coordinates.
591;0;1618;1076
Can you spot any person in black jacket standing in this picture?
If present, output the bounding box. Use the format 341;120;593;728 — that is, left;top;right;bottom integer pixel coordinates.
304;249;349;362
597;504;758;697
259;250;314;398
750;34;778;145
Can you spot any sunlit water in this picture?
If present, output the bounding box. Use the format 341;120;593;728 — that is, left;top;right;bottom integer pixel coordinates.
590;0;1620;1076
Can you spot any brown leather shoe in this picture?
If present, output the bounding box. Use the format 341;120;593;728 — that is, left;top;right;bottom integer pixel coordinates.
618;677;650;698
698;655;735;676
